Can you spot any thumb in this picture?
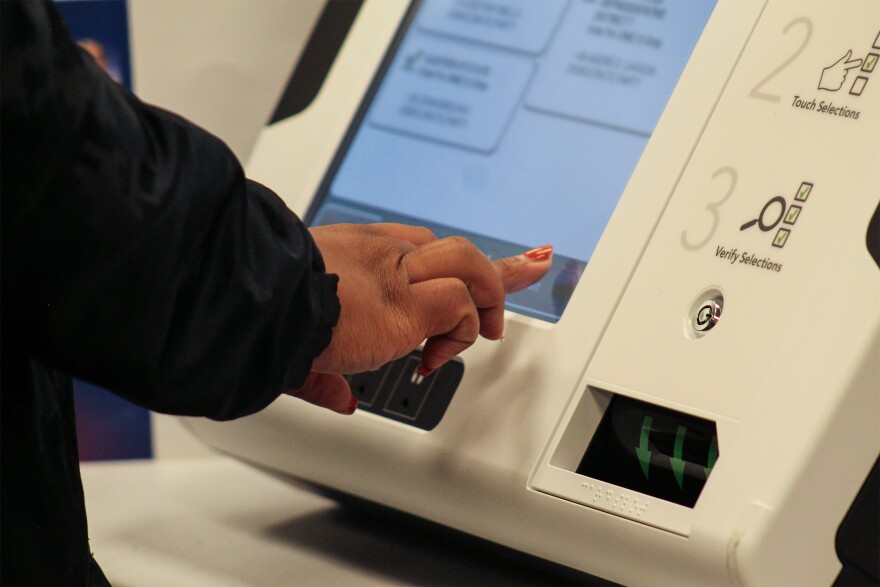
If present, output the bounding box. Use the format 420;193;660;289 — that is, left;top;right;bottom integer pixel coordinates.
493;245;554;293
285;372;358;415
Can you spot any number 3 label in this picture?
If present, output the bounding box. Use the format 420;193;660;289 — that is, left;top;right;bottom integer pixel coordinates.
681;166;738;251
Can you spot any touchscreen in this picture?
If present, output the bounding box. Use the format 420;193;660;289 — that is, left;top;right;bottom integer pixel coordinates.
309;0;717;322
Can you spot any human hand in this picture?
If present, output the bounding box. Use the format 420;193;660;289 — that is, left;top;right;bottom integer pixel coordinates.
286;223;553;414
818;50;863;91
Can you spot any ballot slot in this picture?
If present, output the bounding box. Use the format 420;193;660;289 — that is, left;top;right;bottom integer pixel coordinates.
535;388;720;534
576;395;719;508
545;390;719;507
305;0;718;323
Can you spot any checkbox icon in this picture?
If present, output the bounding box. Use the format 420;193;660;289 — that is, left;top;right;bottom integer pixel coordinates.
784;205;802;225
850;76;868;96
864;53;879;73
795;182;813;202
874;30;880;50
773;228;791;248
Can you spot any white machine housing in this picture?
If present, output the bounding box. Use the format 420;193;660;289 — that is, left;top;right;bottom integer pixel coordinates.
188;1;880;584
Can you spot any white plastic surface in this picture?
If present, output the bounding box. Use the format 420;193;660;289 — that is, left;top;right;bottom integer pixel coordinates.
81;458;571;586
188;1;880;585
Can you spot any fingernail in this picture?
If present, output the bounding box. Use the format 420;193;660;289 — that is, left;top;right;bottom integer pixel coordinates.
522;245;553;262
416;364;434;377
338;395;358;415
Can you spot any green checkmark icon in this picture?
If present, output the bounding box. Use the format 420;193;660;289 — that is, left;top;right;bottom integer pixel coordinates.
797;183;812;201
867;55;878;70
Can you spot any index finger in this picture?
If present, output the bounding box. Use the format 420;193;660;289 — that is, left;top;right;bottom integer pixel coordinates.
493;245;554;293
838;50;863;70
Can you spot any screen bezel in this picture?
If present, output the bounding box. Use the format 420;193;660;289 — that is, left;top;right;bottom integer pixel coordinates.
303;0;423;226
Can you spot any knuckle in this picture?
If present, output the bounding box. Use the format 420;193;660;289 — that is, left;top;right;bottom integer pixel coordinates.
445;235;475;252
497;256;521;279
440;280;478;323
449;278;473;302
496;256;524;286
460;314;480;343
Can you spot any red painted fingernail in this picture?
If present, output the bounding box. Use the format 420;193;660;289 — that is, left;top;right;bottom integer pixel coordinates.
522;245;553;262
416;364;434;377
338;395;358;415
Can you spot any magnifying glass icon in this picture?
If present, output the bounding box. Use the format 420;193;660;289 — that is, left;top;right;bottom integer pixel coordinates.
741;196;787;232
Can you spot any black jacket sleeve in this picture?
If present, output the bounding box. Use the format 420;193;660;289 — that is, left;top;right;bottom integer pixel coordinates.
1;1;340;420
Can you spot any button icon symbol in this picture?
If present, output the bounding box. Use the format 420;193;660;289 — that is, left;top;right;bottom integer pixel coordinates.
691;295;722;334
693;301;720;331
688;290;723;339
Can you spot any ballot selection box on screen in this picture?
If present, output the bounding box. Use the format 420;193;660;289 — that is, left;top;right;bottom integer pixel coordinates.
525;0;715;135
417;0;568;54
369;35;533;152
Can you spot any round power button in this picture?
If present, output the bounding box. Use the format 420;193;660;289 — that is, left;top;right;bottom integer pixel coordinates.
693;298;722;332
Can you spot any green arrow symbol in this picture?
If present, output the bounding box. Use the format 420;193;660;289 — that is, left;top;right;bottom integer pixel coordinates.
635;416;652;480
704;435;718;478
671;425;687;490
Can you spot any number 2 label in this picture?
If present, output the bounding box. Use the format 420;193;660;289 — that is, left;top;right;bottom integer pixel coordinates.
750;17;813;102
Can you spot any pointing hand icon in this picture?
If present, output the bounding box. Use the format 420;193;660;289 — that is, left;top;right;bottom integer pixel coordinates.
819;50;863;91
